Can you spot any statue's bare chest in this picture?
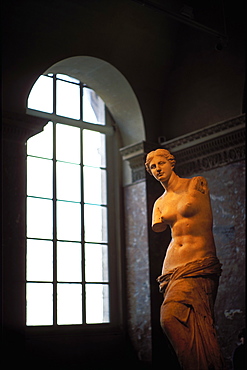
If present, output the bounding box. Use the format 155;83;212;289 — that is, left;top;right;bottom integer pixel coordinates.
158;191;198;223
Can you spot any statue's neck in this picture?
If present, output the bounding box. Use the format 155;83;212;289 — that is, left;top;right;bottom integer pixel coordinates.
161;171;180;192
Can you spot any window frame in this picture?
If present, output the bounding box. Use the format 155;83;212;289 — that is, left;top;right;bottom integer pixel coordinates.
25;73;123;331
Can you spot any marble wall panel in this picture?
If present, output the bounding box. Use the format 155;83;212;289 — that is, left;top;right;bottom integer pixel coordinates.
191;160;245;369
124;180;152;364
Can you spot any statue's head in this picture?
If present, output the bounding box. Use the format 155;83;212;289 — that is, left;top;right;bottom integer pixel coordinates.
145;148;176;176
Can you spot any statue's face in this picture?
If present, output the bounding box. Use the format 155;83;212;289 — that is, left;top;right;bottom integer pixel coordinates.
149;155;174;182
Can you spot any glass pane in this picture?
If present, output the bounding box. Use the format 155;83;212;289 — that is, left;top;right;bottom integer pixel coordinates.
27;157;53;198
84;204;108;243
56;162;81;202
27;75;53;113
56;74;80;84
57;284;82;325
27;197;53;239
85;244;108;282
83;87;105;125
26;283;53;326
83;130;106;168
26;239;53;282
57;201;81;241
56;123;80;164
83;167;106;205
57;242;82;282
86;284;109;324
27;121;53;159
56;79;80;120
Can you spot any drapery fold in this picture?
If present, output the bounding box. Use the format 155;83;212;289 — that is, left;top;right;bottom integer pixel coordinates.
157;256;225;370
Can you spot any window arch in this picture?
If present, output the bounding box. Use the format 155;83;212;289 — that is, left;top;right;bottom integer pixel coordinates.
26;73;120;326
42;56;146;185
43;56;145;147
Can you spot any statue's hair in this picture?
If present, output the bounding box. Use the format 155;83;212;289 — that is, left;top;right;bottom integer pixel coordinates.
145;148;176;175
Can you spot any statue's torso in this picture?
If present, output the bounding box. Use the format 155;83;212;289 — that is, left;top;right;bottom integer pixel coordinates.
153;177;216;272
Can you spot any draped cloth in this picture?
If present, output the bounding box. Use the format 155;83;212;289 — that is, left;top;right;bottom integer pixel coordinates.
157;256;225;370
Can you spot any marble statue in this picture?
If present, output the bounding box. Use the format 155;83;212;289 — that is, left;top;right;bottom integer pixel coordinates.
145;148;225;370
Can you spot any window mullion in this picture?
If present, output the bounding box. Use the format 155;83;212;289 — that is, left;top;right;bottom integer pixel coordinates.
53;121;58;326
26;109;114;135
80;83;83;121
53;75;56;114
80;129;86;324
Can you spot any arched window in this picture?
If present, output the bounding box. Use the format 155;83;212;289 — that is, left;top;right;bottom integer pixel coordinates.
26;73;119;326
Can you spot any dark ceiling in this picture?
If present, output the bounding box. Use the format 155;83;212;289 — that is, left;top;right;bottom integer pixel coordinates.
2;0;245;141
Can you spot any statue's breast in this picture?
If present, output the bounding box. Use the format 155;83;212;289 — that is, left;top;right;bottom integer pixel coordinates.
177;194;199;218
160;193;198;223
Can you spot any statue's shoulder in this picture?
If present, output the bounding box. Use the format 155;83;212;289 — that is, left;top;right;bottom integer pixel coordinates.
154;192;166;207
189;176;209;194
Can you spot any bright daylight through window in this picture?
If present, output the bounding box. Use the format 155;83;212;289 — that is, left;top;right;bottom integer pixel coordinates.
26;73;110;326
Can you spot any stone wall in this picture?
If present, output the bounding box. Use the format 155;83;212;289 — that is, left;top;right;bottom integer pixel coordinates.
199;161;245;369
124;180;152;364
